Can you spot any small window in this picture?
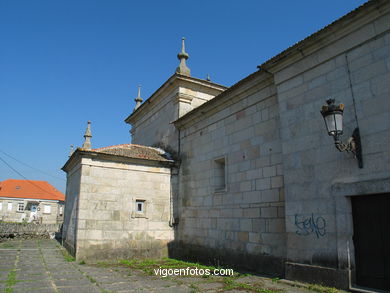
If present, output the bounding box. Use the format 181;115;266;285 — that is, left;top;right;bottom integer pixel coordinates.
135;200;145;213
44;205;51;214
17;203;24;212
214;157;227;191
7;202;12;211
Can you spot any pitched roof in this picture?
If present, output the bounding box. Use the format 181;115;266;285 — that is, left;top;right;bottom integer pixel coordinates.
0;179;65;201
124;73;227;124
91;144;173;162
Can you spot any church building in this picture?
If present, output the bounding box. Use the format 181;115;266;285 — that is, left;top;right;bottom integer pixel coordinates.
62;1;390;290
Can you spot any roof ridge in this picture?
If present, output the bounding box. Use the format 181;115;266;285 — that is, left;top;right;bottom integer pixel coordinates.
92;143;133;151
92;143;162;151
74;143;173;163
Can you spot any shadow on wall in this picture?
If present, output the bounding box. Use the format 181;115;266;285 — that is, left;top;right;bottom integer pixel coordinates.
167;232;285;278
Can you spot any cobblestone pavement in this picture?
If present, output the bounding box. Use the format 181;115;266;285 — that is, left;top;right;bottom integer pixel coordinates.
0;239;339;293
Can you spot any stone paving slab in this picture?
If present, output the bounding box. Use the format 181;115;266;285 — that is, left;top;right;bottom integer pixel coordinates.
56;287;102;293
13;288;56;293
12;280;53;289
0;239;346;293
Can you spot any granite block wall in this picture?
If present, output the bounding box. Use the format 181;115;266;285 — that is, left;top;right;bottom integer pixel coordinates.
73;157;174;261
175;74;286;275
272;6;390;288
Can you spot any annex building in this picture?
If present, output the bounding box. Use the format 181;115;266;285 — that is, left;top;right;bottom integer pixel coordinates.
62;1;390;291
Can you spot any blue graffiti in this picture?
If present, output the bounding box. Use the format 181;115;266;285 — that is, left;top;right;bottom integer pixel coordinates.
294;213;326;238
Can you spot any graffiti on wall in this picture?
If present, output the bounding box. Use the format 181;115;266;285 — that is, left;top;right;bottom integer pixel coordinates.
294;213;326;238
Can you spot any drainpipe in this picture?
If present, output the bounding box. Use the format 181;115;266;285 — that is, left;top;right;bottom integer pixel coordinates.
347;240;352;289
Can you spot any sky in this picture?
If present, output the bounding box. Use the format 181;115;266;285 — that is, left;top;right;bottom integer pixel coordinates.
0;0;367;193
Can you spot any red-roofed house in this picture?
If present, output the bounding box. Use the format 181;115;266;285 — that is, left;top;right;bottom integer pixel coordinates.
0;179;65;224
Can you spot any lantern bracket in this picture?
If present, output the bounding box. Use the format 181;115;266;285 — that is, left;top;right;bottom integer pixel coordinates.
333;127;363;168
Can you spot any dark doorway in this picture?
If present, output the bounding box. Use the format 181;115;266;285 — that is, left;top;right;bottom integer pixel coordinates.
352;194;390;291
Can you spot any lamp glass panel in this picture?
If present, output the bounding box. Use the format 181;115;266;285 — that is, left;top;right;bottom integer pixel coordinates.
334;113;343;133
324;114;336;135
324;113;343;135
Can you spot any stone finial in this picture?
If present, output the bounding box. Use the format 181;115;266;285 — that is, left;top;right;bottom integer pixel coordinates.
69;144;74;158
133;85;143;111
206;74;211;81
82;121;92;150
175;37;191;76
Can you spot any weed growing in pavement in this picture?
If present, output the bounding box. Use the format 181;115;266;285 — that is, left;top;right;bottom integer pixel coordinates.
61;249;75;262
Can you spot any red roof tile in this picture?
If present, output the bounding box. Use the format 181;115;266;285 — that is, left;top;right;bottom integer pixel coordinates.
0;179;65;201
91;144;173;162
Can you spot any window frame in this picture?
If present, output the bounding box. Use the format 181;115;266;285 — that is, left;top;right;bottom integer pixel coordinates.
133;199;147;218
135;200;145;213
43;204;51;214
214;156;227;193
17;203;24;212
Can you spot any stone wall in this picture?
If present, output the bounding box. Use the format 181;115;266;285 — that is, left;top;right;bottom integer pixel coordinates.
174;73;286;276
131;89;179;150
0;222;61;239
269;4;390;288
73;156;174;261
62;162;82;256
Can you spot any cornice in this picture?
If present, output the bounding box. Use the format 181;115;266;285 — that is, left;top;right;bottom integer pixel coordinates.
174;71;273;129
124;74;227;125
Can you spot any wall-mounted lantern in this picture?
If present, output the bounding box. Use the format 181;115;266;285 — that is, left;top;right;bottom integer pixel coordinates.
320;98;363;168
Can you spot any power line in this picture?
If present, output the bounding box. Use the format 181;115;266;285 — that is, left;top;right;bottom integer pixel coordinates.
0;149;65;181
0;155;64;199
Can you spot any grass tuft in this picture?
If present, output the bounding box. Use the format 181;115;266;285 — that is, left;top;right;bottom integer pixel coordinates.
223;278;280;293
86;274;97;283
6;270;16;287
307;284;340;293
61;249;75;262
115;257;236;277
5;269;17;293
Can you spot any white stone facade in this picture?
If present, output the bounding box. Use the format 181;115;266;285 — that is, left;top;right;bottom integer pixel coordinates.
0;198;63;224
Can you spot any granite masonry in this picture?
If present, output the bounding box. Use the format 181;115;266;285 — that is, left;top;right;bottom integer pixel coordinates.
62;1;390;291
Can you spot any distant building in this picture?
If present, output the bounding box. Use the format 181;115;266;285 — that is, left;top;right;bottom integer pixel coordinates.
0;179;65;224
63;0;390;291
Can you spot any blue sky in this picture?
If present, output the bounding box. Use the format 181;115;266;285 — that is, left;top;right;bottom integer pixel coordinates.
0;0;367;192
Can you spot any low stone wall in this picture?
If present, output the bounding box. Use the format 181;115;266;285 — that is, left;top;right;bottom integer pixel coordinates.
0;222;61;240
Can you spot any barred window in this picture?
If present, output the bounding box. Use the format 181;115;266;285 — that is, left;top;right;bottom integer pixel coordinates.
17;203;24;212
